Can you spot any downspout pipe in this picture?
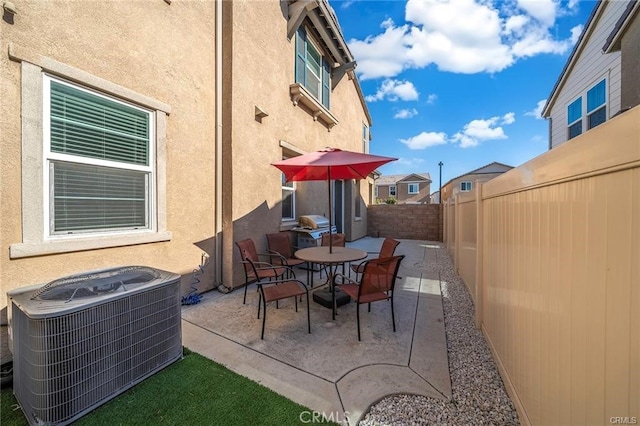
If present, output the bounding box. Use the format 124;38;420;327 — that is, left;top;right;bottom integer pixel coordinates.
215;0;224;289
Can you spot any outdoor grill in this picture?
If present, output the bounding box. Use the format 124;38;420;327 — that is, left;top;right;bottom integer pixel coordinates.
293;215;337;272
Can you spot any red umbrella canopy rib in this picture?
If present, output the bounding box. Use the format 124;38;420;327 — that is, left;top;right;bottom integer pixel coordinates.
272;148;397;182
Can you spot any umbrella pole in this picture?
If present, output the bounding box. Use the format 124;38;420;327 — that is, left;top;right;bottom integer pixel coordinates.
327;168;333;254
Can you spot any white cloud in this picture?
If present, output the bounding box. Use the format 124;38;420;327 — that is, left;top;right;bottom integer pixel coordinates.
396;157;426;167
517;0;558;27
501;112;516;124
348;0;581;79
426;94;437;104
400;132;448;149
394;108;418;119
365;79;419;102
525;99;547;119
399;111;515;149
570;24;583;44
452;115;511;148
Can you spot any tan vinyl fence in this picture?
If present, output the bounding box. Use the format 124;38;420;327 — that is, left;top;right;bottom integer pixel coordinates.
444;106;640;426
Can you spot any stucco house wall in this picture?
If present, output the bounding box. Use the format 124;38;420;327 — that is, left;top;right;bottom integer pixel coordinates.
222;0;373;288
1;1;217;309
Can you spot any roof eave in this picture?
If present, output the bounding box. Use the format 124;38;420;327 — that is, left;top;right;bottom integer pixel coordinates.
541;1;606;118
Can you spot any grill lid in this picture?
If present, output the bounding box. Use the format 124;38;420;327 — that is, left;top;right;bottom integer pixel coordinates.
299;215;330;229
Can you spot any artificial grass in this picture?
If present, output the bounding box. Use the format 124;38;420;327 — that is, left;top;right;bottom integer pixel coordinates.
1;348;338;425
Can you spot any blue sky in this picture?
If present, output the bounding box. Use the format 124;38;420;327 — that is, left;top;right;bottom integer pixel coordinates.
330;0;595;186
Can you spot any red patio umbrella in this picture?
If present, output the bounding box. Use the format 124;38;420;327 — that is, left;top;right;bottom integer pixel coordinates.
272;148;397;252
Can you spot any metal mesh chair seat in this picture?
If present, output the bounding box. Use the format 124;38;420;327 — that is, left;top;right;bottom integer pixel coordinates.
334;255;405;341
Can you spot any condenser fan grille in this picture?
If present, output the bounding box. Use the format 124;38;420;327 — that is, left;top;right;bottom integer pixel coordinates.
31;266;160;301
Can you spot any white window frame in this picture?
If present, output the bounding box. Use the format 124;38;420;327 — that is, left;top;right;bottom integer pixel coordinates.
567;96;583;140
362;123;370;154
43;75;155;237
9;56;171;259
566;77;608;141
460;181;472;192
282;173;296;221
389;185;397;196
296;27;330;109
354;180;361;220
408;183;419;194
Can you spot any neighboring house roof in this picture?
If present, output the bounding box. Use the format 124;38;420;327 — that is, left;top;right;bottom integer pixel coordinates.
541;1;604;117
603;0;639;52
442;162;513;188
376;173;432;186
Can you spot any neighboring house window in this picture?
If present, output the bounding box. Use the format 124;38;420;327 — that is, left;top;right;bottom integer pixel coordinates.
362;123;369;154
374;185;379;198
282;168;295;221
460;181;472;191
408;183;419;194
45;76;153;235
354;180;361;219
587;79;606;130
567;97;582;140
567;78;607;140
295;28;330;109
389;185;396;196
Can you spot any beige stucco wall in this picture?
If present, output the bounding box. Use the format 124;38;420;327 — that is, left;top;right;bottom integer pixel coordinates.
223;1;372;288
1;1;217;307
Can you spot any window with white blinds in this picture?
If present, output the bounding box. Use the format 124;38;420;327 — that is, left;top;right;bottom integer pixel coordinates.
45;76;153;235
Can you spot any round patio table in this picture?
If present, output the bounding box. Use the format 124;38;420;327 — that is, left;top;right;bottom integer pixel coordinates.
295;246;367;320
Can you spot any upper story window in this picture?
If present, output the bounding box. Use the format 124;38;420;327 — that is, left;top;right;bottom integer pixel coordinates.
296;28;330;110
408;183;419;194
460;181;472;191
362;123;370;154
587;79;606;129
45;76;153;236
567;78;607;141
567;97;582;140
389;185;397;196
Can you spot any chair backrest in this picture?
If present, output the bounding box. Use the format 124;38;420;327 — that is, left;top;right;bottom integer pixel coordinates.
379;238;400;258
359;255;404;296
266;233;293;258
235;238;258;276
321;233;345;247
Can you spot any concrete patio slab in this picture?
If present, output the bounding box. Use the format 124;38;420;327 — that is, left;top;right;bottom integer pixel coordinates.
181;238;451;425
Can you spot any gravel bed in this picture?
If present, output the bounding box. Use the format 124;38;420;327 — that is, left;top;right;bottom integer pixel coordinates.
359;244;520;425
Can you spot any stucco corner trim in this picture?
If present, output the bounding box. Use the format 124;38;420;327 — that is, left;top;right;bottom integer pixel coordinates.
9;231;173;259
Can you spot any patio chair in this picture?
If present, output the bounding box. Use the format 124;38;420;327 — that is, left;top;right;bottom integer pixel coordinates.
243;255;310;340
350;238;400;279
235;238;288;305
266;232;306;274
333;255;405;341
